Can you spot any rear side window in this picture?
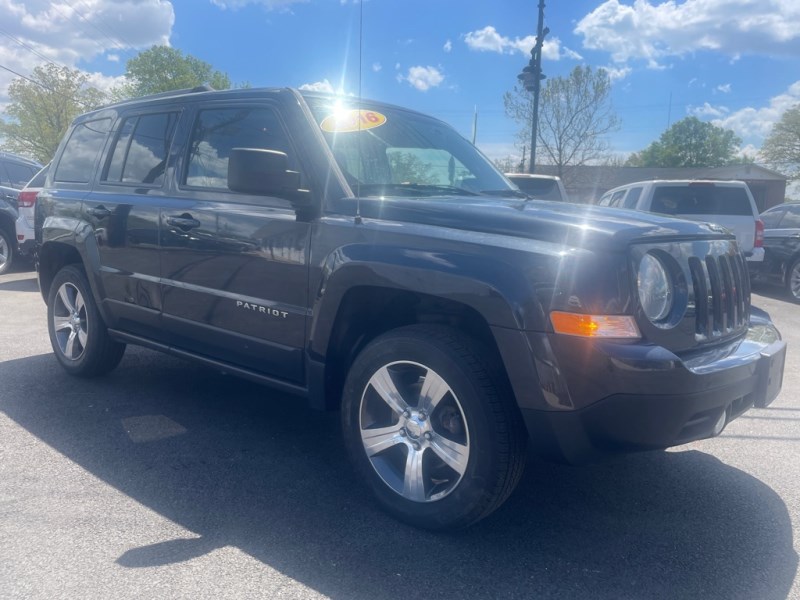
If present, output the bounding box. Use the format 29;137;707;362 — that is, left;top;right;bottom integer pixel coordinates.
761;209;785;229
2;162;38;189
780;207;800;229
184;107;292;190
609;190;626;207
104;112;178;186
623;186;642;209
650;185;753;216
54;119;112;183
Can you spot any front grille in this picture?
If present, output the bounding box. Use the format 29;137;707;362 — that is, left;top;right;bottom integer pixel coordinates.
688;251;750;340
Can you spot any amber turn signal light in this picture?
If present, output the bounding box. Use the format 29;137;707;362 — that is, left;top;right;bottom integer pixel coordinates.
550;311;640;339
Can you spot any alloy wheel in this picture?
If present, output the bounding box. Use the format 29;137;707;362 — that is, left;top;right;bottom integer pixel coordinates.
359;361;470;503
52;282;89;361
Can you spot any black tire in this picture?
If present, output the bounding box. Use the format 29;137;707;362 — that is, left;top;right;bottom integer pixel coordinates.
0;226;14;275
341;325;527;530
786;258;800;303
47;264;126;377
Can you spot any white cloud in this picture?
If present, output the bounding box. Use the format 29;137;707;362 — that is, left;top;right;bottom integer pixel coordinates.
371;62;382;72
399;66;444;92
210;0;307;9
687;102;729;118
443;39;452;53
299;79;335;94
463;26;581;60
575;0;800;68
394;62;401;70
0;0;174;99
600;65;631;82
716;83;732;94
712;80;800;142
107;53;120;63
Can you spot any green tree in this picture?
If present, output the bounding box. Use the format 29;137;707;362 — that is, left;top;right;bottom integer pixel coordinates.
626;117;741;168
387;151;437;184
761;104;800;179
115;46;231;99
0;64;106;164
504;66;619;184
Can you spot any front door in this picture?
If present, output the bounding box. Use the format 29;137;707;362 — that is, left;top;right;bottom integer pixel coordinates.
159;101;311;383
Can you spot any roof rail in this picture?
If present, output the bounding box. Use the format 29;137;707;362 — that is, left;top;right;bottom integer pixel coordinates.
130;84;216;102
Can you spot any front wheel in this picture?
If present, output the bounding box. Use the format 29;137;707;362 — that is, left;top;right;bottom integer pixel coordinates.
47;265;126;376
341;325;526;530
786;258;800;303
0;227;14;275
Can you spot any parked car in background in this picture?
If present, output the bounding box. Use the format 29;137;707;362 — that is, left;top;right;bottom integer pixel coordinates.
0;152;42;274
506;173;568;202
750;203;800;302
15;164;49;261
597;180;765;264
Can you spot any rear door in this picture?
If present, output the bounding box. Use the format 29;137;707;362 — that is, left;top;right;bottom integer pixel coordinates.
647;183;757;252
159;99;312;383
86;109;181;339
763;205;800;277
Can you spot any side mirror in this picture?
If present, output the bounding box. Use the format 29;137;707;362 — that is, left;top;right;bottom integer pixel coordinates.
228;148;311;207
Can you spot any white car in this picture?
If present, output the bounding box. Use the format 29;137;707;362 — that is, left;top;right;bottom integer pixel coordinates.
15;164;48;259
505;173;568;202
598;180;765;262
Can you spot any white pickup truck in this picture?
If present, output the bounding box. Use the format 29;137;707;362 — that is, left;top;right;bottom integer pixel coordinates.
598;180;765;262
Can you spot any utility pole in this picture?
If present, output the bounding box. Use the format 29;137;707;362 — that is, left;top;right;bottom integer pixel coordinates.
517;0;548;174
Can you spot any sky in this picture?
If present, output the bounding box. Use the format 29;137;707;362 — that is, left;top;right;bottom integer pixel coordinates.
1;0;800;167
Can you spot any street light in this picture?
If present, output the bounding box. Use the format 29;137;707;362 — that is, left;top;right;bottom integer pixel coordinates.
517;1;548;173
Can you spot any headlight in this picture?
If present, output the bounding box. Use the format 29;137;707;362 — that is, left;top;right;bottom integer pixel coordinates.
638;253;673;321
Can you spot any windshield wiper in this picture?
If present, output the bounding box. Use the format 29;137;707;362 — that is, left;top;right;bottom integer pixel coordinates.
480;189;528;199
357;183;480;197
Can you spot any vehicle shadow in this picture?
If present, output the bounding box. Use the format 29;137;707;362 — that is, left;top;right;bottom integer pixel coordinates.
752;281;797;305
0;274;38;292
0;350;796;600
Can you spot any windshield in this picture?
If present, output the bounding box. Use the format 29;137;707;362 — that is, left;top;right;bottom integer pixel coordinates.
304;96;516;198
508;176;563;201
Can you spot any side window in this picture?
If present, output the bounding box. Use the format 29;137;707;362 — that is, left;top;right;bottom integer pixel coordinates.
760;209;785;229
609;190;626;207
184;107;292;190
104;112;178;186
780;207;800;229
598;193;612;206
623;186;643;209
4;162;38;188
54;118;112;183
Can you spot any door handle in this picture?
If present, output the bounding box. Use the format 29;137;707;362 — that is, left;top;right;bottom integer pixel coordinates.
166;214;201;230
87;205;111;218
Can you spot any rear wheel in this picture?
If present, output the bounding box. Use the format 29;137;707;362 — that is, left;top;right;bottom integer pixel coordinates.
341;325;526;530
0;227;14;275
786;258;800;303
47;265;126;376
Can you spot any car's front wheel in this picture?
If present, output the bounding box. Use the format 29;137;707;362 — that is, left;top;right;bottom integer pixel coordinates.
341;325;526;530
785;258;800;303
47;265;126;376
0;227;14;275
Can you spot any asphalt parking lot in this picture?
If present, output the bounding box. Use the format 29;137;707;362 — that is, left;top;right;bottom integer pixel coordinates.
1;264;798;600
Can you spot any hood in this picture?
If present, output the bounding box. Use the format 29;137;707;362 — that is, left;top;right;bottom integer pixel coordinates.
335;195;733;250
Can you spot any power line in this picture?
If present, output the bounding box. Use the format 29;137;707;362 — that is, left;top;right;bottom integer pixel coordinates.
0;28;59;67
60;0;137;59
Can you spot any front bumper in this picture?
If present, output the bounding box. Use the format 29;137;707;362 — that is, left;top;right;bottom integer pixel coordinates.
500;309;786;464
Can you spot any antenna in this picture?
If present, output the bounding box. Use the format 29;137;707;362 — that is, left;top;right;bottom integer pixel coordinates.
354;0;364;225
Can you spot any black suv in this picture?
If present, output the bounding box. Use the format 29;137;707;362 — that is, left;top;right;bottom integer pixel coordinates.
0;151;41;273
36;87;786;529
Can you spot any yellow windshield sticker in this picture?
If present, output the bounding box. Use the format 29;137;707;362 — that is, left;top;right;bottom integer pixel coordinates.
320;109;387;133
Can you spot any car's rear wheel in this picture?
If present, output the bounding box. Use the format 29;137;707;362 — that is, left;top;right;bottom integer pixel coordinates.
0;227;14;275
786;258;800;303
341;325;526;530
47;265;126;376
